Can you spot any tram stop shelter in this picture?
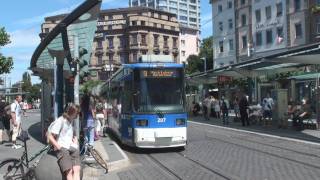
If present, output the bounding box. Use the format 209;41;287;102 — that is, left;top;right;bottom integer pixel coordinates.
30;0;101;138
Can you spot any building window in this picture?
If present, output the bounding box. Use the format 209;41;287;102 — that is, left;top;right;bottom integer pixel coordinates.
294;0;301;11
163;36;168;47
276;27;284;43
44;28;50;33
161;24;164;29
266;29;273;44
276;3;283;17
295;23;302;38
132;21;137;26
256;32;262;46
265;6;271;20
241;0;245;5
219;41;224;53
181;39;185;47
132;34;138;44
120;36;125;48
108;37;114;48
317;17;320;34
241;14;246;26
141;21;145;26
108;15;113;20
97;40;103;48
141;34;146;44
255;9;261;23
229;39;234;51
108;25;112;30
132;52;137;62
173;38;177;48
154;35;159;46
228;1;232;9
182;51;186;57
218;5;222;13
242;36;247;49
98;55;102;65
219;21;223;31
228;19;233;29
120;53;125;64
108;54;113;62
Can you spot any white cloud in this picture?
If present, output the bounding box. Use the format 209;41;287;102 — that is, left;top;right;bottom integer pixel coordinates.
5;28;40;49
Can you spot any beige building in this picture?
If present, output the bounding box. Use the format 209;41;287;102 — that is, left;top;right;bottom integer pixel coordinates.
40;7;180;81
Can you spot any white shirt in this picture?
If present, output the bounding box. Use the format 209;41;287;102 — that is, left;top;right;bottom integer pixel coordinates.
11;101;22;124
263;98;274;111
49;116;74;149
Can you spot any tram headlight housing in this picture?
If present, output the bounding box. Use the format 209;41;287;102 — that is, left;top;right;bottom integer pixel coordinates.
176;118;186;126
136;119;148;127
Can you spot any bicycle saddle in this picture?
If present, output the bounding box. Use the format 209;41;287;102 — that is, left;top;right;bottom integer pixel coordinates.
17;130;30;142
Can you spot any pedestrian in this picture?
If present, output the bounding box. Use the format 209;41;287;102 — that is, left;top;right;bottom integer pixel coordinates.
10;95;23;149
233;97;240;119
81;94;95;146
47;103;80;180
210;96;215;118
239;95;249;126
202;96;211;120
95;101;104;138
214;98;221;119
292;99;312;131
220;96;229;125
262;93;274;121
0;98;11;145
192;101;201;117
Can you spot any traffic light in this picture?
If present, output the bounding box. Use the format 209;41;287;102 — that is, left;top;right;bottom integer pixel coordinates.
78;47;89;81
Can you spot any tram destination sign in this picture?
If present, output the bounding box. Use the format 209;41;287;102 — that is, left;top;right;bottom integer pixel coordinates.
141;69;179;78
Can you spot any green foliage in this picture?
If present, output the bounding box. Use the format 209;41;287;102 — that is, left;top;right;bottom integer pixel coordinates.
80;80;102;95
0;27;13;75
185;36;213;75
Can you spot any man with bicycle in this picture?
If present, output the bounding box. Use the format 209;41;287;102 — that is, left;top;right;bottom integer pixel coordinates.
47;103;81;180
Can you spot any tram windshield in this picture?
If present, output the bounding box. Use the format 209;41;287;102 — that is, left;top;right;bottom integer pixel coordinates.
133;68;185;114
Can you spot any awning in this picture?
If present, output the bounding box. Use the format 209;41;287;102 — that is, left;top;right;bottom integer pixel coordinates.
30;0;101;79
289;73;320;80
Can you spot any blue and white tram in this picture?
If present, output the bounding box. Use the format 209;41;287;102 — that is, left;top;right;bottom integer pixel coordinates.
104;63;187;148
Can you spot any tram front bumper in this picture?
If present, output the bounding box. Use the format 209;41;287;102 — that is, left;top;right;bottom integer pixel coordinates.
134;127;187;148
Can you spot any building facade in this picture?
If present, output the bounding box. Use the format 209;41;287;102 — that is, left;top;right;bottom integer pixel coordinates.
40;7;180;81
212;0;237;69
129;0;201;29
211;0;320;69
179;25;200;64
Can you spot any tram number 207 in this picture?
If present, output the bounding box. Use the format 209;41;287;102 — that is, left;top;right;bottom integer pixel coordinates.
157;118;166;123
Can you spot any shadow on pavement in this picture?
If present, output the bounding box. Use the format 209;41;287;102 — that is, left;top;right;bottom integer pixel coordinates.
28;122;45;145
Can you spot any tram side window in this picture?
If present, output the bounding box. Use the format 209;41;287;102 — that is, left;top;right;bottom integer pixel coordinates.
121;80;131;113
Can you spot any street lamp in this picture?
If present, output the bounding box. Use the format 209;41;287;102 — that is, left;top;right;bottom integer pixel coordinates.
200;57;207;73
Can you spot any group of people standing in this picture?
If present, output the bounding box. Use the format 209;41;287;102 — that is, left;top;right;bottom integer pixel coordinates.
192;94;252;127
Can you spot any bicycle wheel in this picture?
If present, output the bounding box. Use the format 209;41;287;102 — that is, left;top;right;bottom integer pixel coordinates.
89;148;108;173
0;158;25;180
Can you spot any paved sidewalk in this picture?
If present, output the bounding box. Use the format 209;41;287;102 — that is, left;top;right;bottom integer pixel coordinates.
82;131;130;180
189;115;320;143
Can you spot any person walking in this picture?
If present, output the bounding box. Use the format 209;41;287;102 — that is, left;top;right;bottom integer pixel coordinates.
81;94;95;146
220;96;229;125
10;95;23;149
262;93;274;122
202;96;211;120
47;103;80;180
214;98;221;119
233;97;240;119
239;95;249;126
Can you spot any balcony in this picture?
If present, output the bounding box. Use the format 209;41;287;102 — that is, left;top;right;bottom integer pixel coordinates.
94;48;104;56
106;46;115;54
172;47;179;55
163;45;170;53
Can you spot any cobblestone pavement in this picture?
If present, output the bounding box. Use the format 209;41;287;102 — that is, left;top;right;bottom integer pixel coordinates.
111;122;320;180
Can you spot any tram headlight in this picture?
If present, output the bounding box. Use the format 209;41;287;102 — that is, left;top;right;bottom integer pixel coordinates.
176;118;186;126
136;119;148;127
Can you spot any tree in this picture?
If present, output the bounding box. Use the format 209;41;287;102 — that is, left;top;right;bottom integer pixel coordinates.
22;72;32;92
0;27;13;75
185;36;213;74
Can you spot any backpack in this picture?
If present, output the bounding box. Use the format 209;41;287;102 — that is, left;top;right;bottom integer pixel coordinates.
221;100;228;111
46;118;64;144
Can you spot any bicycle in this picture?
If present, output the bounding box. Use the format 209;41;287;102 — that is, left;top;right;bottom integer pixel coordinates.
0;130;50;180
80;126;108;173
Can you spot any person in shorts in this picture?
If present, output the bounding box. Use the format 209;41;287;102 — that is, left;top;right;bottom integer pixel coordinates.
47;103;80;180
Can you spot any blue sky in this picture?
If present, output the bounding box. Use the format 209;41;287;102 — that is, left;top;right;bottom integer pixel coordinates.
0;0;212;85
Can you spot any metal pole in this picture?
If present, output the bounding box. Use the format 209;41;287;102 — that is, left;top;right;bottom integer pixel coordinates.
204;57;207;73
74;36;80;138
54;57;58;120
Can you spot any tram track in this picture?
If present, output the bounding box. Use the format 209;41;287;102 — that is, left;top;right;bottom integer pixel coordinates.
146;152;233;180
204;135;320;170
